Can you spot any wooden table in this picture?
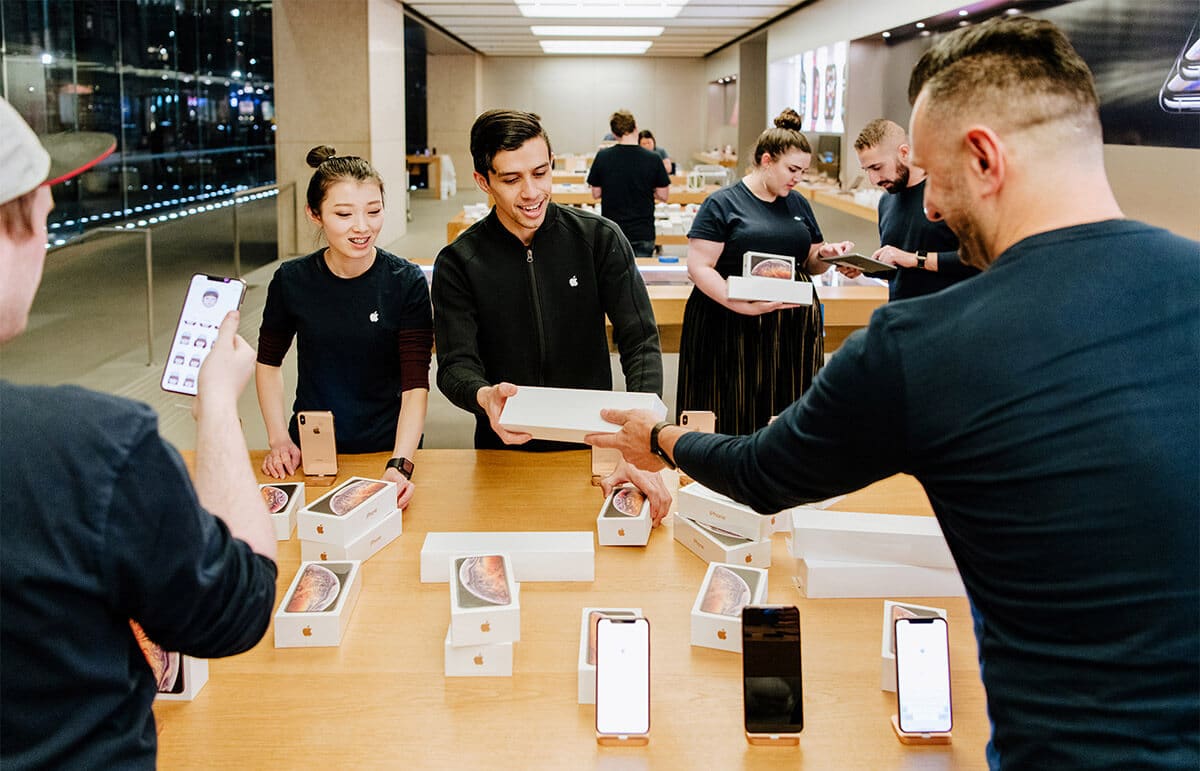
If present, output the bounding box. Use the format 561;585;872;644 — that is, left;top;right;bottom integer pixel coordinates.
795;182;878;224
694;151;739;168
155;450;987;769
487;184;720;208
407;154;449;200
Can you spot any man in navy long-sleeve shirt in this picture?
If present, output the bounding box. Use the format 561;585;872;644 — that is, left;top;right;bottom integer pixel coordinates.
591;18;1199;770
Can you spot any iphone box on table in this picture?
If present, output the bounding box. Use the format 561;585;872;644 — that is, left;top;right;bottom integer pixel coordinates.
497;385;668;443
132;620;209;701
259;481;304;540
676;482;780;542
596;485;652;546
449;554;521;647
787;508;955;569
673;513;771;568
300;504;401;563
791;557;965;599
444;627;514;677
420;532;593;583
297;477;396;546
577;607;644;704
880;600;948;692
274;560;363;648
690;562;768;653
726;275;813;305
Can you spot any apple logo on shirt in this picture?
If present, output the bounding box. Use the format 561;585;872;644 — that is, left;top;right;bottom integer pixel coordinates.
569;276;579;287
369;311;379;322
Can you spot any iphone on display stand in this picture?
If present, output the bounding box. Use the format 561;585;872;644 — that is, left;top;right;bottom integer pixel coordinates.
892;616;953;744
298;410;338;481
160;274;246;396
742;605;803;745
595;616;650;745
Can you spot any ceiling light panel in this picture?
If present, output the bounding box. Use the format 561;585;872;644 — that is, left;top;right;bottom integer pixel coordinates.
517;0;689;20
539;39;654;54
531;25;664;36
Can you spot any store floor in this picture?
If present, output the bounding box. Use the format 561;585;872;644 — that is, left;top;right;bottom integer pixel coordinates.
0;187;679;453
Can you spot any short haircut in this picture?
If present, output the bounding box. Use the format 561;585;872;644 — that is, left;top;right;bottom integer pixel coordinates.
470;109;553;177
908;16;1099;138
854;118;906;152
304;145;385;214
752;108;811;166
609;110;636;138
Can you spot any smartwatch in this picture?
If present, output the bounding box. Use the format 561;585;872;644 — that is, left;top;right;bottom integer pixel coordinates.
915;251;928;270
649;421;677;470
386;456;414;480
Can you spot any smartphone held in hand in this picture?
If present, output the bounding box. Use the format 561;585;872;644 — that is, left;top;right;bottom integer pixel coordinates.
160;274;246;396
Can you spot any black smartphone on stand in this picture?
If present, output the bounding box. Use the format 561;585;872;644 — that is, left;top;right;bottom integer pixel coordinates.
595;616;651;745
160;274;246;395
742;604;803;744
894;616;953;735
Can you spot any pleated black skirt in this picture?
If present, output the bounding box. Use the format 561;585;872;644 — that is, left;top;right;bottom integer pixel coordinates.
675;280;824;436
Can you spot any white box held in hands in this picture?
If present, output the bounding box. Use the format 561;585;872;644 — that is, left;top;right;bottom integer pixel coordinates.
787;508;955;569
578;607;643;703
790;557;965;599
673;514;771;568
677;482;781;541
420;532;593;583
690;562;768;653
297;477;396;546
742;251;795;279
726;275;814;305
880;601;947;692
274;561;363;648
300;504;401;563
444;627;514;677
498;386;667;444
449;554;521;647
260;481;304;541
131;621;209;701
596;485;652;546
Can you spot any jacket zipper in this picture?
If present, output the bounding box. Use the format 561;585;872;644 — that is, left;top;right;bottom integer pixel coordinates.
526;247;547;384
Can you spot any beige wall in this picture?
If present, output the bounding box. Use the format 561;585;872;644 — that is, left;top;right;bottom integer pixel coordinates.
427;54;482;186
477;56;707;165
1105;145;1200;239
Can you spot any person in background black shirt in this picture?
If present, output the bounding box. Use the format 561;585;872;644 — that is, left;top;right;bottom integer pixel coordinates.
853;118;979;300
638;129;673;175
587;110;670;258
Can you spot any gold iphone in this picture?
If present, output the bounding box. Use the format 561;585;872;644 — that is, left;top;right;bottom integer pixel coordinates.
297;410;337;477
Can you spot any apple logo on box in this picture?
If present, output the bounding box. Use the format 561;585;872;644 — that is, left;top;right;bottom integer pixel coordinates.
316;524;325;534
617;528;626;537
320;552;328;561
302;626;313;637
744;554;753;563
716;628;727;640
480;621;491;633
474;654;484;666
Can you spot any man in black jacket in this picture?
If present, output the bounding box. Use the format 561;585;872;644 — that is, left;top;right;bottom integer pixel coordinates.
432;109;668;518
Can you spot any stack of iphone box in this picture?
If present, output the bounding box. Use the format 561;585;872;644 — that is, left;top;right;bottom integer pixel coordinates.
674;482;777;569
274;560;364;647
445;553;520;677
296;477;401;563
258;481;305;540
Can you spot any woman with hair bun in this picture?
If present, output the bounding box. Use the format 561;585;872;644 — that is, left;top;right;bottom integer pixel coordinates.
676;108;854;435
255;146;432;507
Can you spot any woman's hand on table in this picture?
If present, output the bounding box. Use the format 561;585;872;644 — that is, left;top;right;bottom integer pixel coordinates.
262;439;301;478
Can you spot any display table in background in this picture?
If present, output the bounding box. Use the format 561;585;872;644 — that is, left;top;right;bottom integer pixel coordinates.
407;154;450;200
155;450;988;770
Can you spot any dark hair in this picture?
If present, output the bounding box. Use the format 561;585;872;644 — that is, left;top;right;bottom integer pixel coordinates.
908;16;1098;134
752;108;811;166
853;118;906;152
304;145;385;215
469;110;553;177
638;129;655;144
609;110;636;138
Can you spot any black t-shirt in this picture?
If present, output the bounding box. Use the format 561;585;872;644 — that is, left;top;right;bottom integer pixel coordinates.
687;181;824;276
258;248;433;454
877;179;978;300
0;383;277;770
586;144;671;242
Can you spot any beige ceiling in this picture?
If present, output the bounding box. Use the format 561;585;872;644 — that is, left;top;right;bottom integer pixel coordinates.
406;0;806;57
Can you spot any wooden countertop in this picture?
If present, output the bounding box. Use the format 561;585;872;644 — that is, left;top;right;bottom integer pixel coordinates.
154;450;986;769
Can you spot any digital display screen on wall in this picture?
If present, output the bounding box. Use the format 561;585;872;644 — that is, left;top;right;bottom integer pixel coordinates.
768;41;848;135
1041;0;1199;148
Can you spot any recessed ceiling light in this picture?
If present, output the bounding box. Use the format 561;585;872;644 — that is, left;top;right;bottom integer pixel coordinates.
1005;7;1021;14
518;0;688;20
915;21;926;29
958;9;969;16
919;30;932;36
540;40;653;54
958;20;970;26
531;25;664;36
882;31;892;38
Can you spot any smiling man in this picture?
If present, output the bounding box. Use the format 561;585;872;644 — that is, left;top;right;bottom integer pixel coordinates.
432;109;669;517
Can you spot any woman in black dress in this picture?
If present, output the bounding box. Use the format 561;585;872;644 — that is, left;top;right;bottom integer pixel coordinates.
676;108;853;435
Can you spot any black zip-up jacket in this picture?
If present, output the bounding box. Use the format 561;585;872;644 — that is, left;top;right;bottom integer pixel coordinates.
432;203;663;449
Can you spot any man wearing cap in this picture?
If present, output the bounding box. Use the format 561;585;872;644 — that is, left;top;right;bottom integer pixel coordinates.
0;98;278;770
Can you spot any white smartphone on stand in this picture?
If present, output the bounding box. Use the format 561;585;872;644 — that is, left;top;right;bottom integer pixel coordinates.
595;616;650;745
160;274;246;396
894;616;953;735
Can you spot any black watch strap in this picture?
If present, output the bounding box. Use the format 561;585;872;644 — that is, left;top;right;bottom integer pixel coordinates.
386;456;414;480
649;421;677;470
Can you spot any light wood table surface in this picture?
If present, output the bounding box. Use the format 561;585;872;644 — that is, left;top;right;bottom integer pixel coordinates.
155;450;987;769
487;184;719;208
